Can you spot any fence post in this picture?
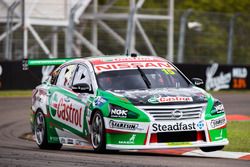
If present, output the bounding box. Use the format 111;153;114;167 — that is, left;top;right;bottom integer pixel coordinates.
177;9;192;63
227;14;239;65
167;0;174;62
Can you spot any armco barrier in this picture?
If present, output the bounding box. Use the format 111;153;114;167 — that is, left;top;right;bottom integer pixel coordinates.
0;61;249;91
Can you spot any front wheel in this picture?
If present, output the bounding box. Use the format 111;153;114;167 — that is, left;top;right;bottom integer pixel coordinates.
200;146;224;152
34;111;62;150
91;111;106;152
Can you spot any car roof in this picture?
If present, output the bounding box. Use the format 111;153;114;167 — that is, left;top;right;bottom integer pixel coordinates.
87;55;168;65
63;55;174;74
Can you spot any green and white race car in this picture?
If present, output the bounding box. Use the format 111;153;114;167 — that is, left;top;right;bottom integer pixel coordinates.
30;55;228;152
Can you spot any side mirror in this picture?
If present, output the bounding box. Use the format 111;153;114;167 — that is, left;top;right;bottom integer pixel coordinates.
72;83;93;93
191;78;204;86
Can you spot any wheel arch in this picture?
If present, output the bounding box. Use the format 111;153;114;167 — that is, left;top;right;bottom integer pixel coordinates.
89;108;104;125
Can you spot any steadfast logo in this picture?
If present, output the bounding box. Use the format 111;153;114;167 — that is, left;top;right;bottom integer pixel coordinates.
50;92;84;132
152;120;204;132
109;120;138;130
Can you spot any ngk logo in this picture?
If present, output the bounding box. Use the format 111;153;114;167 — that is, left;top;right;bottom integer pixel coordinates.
110;108;128;118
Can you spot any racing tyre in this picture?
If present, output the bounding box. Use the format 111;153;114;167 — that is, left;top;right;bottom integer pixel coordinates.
91;111;106;153
200;146;224;152
34;111;62;150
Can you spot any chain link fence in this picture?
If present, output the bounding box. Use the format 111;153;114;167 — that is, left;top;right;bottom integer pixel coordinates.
0;5;249;65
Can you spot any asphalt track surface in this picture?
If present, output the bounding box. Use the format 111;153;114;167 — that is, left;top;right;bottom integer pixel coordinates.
0;93;249;167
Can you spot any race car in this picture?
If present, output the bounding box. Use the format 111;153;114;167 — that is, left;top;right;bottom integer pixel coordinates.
30;54;228;152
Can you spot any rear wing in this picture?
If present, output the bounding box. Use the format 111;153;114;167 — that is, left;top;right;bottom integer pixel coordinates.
22;58;75;70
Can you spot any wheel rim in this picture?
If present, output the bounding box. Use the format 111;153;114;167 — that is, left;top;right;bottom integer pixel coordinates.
35;112;45;145
91;114;103;149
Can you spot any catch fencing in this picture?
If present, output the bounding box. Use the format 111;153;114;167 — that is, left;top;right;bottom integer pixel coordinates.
0;5;250;65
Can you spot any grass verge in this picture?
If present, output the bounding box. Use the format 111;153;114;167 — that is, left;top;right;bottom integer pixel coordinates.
0;90;32;97
224;121;250;152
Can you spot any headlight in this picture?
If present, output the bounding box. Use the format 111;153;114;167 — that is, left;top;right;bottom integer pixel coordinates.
211;100;225;115
109;104;138;119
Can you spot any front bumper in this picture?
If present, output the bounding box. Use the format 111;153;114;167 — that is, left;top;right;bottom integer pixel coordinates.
104;113;228;150
106;139;229;150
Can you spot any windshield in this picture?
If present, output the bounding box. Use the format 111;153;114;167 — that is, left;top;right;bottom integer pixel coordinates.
97;68;190;91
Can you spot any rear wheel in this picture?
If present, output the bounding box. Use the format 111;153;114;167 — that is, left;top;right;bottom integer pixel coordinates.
200;146;224;152
91;111;106;152
34;111;62;150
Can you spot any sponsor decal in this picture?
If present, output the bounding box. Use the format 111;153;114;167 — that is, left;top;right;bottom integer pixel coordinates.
232;67;248;78
109;120;139;130
206;63;231;91
232;67;248;89
210;117;226;129
205;63;249;90
67;138;74;144
49;136;59;142
91;57;165;64
148;96;193;104
167;142;192;146
118;134;136;144
197;120;205;130
110;108;128;118
152;120;204;132
105;118;148;133
215;129;224;140
94;62;174;73
162;69;175;75
93;96;107;107
207;115;227;130
50;92;84;132
108;57;157;62
214;104;224;113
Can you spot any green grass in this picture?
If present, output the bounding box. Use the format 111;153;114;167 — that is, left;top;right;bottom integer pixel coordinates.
0;90;32;97
224;121;250;152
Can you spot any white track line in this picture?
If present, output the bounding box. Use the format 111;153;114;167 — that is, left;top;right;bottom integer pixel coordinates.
183;150;250;160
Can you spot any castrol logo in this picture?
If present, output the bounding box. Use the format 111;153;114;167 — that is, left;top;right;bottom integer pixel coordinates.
57;98;82;128
50;92;84;132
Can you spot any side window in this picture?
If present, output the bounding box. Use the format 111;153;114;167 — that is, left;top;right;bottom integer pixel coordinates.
50;69;60;85
56;65;76;87
73;65;91;87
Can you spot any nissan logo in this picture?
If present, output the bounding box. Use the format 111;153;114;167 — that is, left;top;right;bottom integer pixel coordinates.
172;110;183;119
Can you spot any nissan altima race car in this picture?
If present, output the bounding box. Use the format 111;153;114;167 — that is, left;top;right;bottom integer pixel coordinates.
30;55;228;152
